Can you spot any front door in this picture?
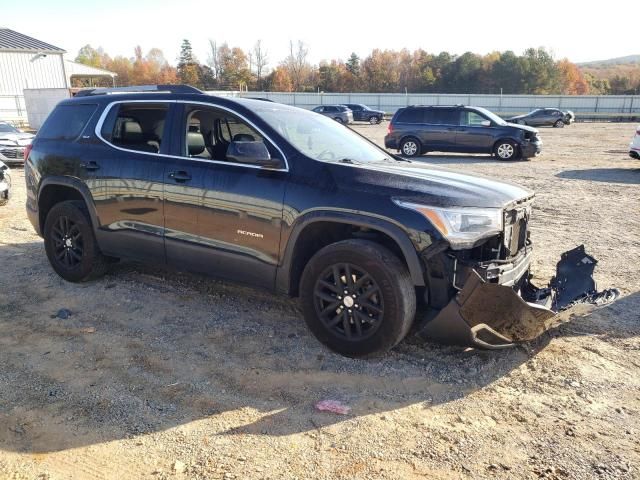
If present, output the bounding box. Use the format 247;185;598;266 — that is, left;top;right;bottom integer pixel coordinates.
455;109;496;153
163;103;288;289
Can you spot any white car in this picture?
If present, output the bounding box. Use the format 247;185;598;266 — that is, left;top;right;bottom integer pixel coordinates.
0;160;10;206
0;121;34;164
630;125;640;160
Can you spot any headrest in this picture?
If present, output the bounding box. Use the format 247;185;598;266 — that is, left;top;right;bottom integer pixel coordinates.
187;131;205;156
121;121;143;142
233;133;255;142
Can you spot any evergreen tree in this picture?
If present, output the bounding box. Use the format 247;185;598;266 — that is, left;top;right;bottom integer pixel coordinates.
346;53;360;76
177;39;202;87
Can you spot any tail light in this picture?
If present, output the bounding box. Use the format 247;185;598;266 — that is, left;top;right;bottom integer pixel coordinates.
24;143;32;161
388;123;393;134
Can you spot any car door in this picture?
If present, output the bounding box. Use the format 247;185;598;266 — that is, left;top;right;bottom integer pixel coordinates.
455;109;495;153
350;105;364;121
162;102;287;289
529;110;546;126
90;101;174;262
421;108;459;151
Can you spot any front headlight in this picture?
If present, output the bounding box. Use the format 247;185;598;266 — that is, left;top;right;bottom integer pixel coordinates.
394;200;503;249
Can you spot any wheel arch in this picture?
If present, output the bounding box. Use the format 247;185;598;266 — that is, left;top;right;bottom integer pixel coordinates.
276;211;425;296
38;177;99;234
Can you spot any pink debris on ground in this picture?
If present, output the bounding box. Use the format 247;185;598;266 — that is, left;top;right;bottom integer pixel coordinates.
315;400;351;415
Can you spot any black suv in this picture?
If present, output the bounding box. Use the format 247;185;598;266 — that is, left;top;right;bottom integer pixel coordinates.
385;105;542;160
26;86;566;357
342;104;385;124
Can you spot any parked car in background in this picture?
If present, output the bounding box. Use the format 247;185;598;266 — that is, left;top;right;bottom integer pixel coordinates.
342;104;385;124
0;121;35;164
507;108;575;128
0;161;11;206
630;125;640;159
311;105;353;124
385;105;542;161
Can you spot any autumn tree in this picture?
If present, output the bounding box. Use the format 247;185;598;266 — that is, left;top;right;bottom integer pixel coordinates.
285;40;310;91
253;40;269;90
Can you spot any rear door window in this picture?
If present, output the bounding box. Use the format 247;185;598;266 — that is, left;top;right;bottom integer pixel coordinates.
38;104;97;140
100;103;169;153
432;109;459;125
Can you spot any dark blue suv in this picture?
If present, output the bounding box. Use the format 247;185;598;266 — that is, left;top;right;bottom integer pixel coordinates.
385;105;542;161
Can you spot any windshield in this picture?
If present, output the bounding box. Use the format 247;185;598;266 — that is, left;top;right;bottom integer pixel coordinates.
250;103;394;163
473;107;507;126
0;123;19;134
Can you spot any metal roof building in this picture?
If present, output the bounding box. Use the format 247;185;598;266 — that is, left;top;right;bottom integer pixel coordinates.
0;28;116;123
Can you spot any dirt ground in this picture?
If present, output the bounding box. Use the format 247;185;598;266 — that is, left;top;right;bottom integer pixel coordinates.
0;123;639;480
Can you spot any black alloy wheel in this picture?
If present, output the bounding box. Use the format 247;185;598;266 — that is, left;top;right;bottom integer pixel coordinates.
313;263;384;341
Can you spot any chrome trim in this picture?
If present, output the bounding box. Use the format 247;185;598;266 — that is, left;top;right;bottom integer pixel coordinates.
93;99;289;172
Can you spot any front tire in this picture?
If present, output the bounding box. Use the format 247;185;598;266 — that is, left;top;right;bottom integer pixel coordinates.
369;116;381;125
334;117;344;124
300;239;416;357
553;120;565;128
44;200;109;282
400;137;421;157
494;140;519;161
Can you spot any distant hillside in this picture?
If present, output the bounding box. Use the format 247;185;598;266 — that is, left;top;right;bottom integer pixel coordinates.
579;55;640;67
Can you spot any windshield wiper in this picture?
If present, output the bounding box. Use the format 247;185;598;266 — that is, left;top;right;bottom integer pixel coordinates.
338;158;356;164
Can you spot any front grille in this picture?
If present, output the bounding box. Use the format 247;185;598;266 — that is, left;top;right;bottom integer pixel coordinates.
503;203;531;257
0;148;22;159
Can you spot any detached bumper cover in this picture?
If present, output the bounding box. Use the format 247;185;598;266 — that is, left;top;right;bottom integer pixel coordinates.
417;245;618;349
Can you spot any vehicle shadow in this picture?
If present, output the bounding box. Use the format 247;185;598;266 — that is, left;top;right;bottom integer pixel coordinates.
0;240;633;453
556;167;640;184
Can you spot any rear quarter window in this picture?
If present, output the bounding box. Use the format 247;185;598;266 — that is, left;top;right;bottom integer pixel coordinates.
38;104;97;140
396;109;424;123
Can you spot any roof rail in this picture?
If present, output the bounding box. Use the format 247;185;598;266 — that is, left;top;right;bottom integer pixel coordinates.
74;84;203;97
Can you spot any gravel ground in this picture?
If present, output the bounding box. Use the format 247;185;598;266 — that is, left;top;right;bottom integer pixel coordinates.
0;122;639;479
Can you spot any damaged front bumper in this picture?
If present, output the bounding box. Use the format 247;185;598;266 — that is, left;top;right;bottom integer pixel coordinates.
416;245;618;349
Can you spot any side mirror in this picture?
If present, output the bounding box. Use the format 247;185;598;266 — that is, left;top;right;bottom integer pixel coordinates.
226;141;280;168
481;120;491;127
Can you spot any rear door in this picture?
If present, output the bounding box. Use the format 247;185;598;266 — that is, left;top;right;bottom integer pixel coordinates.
162;102;287;289
455;109;495;153
421;108;459;151
90;101;173;262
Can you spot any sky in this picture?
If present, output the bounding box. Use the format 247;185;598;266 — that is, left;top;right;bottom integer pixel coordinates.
2;0;636;67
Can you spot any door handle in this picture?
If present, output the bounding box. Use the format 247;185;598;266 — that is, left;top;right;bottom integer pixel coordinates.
80;161;100;171
446;127;456;131
168;171;192;182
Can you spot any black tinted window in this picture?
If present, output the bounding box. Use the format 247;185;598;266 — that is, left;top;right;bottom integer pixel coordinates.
38;104;97;140
396;109;424;123
325;106;337;112
101;103;168;153
432;109;459;125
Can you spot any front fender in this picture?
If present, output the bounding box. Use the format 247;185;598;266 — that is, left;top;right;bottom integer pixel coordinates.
276;210;426;294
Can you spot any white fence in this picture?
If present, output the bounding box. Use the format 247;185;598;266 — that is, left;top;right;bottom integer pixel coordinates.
208;91;640;116
3;91;640;128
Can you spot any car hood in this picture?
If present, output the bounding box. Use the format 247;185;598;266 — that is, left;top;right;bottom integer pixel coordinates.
0;132;34;145
334;161;534;209
505;122;538;134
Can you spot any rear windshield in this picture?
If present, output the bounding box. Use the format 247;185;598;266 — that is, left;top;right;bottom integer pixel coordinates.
38;104;97;140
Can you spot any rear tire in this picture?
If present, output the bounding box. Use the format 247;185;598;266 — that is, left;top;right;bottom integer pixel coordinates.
44;200;109;282
553;120;565;128
494;140;519;161
369;116;381;125
400;137;421;157
300;239;416;357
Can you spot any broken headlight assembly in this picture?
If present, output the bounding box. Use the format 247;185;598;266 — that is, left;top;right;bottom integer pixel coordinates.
394;200;502;249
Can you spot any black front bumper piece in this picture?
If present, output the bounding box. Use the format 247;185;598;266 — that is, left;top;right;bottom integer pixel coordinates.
417;245;618;349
